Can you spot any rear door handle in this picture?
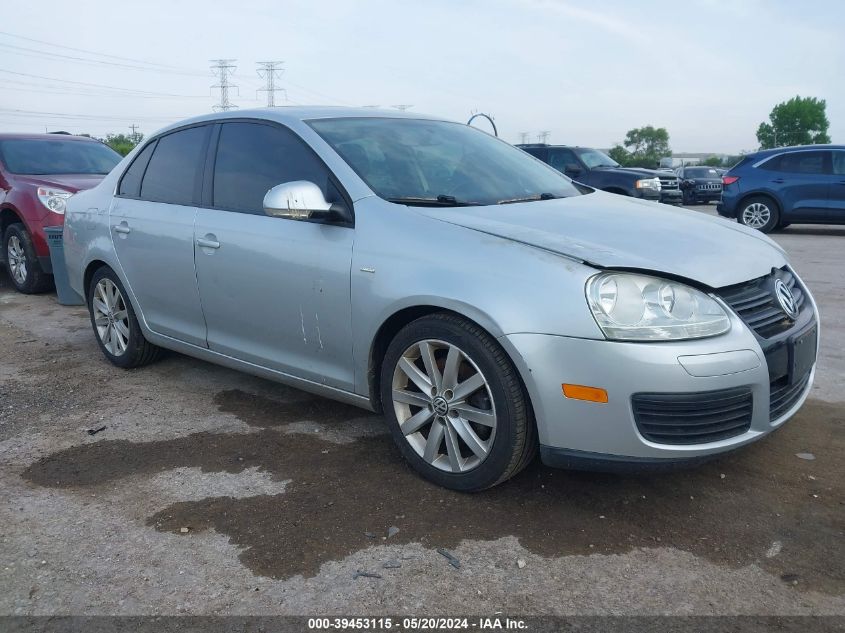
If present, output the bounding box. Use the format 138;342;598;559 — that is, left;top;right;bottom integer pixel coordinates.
771;178;785;184
113;222;131;235
196;236;220;249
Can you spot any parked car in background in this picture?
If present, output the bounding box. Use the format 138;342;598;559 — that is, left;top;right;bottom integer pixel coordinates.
0;133;121;293
64;109;817;491
718;145;845;232
518;144;683;205
676;165;723;205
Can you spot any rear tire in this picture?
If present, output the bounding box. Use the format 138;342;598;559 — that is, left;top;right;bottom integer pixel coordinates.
737;195;780;233
88;267;161;369
380;313;536;491
3;223;53;294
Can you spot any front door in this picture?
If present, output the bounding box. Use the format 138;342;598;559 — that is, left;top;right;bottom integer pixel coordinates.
110;125;210;346
193;121;355;390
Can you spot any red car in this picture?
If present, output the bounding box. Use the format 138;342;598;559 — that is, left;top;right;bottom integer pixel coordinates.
0;133;121;293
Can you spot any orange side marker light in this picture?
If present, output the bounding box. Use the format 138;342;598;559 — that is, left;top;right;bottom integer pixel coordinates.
562;384;608;403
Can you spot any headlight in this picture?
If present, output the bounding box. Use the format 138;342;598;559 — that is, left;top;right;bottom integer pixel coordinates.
586;272;730;341
36;187;73;215
635;178;661;190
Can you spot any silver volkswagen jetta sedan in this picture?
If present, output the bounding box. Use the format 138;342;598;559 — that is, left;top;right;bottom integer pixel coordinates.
63;108;819;491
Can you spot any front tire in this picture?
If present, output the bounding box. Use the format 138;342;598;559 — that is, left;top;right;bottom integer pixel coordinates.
3;223;53;294
88;267;161;368
738;195;780;233
380;313;536;491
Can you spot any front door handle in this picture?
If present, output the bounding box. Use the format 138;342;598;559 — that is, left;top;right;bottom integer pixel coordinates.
196;235;220;249
771;178;785;184
113;222;131;235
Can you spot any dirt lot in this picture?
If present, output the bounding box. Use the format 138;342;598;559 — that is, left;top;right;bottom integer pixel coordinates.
1;205;843;615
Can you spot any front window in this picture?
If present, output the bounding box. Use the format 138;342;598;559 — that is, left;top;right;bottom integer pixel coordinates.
685;167;720;178
0;139;120;175
573;148;619;169
308;118;582;206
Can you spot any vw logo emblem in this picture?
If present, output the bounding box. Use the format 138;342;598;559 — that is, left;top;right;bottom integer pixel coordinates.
774;279;799;319
432;396;449;416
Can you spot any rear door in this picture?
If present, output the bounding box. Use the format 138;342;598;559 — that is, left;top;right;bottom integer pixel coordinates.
111;125;210;346
758;150;830;221
828;150;845;221
193;120;355;390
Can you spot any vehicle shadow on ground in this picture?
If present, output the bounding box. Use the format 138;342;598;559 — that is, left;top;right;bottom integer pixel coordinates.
20;388;844;594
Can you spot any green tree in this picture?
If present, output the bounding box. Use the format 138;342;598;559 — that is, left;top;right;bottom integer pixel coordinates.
607;145;632;166
756;96;831;149
701;155;724;167
612;125;671;168
105;132;144;156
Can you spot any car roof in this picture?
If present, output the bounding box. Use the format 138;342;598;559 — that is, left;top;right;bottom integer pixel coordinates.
151;106;450;138
0;132;102;142
747;144;845;159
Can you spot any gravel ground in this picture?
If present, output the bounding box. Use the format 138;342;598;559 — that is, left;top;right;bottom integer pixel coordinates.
0;205;843;615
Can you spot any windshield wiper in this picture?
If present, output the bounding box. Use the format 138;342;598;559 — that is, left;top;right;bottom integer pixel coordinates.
497;192;559;205
386;195;480;207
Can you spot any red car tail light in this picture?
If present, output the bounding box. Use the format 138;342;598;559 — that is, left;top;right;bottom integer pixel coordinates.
723;176;740;186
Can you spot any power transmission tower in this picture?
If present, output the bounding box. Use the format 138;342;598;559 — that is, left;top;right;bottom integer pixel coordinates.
391;104;413;111
129;123;139;136
256;61;286;107
210;59;239;111
538;130;550;143
519;132;529;144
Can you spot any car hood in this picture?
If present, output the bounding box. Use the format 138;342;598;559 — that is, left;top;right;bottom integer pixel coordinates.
597;166;669;179
12;173;107;193
414;192;787;288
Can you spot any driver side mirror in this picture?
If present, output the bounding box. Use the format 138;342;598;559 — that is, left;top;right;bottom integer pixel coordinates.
564;163;583;178
263;181;352;224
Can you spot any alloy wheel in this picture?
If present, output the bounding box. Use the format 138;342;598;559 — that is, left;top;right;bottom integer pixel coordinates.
92;278;130;356
741;202;771;229
391;339;497;473
7;236;27;285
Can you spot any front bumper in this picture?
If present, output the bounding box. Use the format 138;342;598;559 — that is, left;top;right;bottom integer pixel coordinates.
500;306;817;464
660;189;683;205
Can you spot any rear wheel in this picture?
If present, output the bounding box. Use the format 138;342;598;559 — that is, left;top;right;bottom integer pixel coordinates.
380;313;536;491
738;196;779;233
88;267;161;368
3;223;52;294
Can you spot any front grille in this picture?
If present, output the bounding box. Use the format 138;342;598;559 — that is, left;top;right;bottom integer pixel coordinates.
717;267;805;338
632;386;753;445
770;371;811;421
659;178;679;190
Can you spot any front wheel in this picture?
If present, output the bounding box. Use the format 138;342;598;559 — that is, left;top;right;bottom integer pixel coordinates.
3;223;53;294
738;196;779;233
88;267;161;368
380;313;536;491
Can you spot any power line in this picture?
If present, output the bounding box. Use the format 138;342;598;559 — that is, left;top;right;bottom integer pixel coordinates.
210;59;238;111
0;69;207;98
256;61;286;107
0;30;196;71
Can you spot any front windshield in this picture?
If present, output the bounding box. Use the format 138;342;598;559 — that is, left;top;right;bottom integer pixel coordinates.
0;139;121;175
574;148;619;169
686;167;719;178
308;118;582;205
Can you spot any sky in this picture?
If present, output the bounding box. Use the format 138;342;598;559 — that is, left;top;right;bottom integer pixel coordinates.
1;0;843;154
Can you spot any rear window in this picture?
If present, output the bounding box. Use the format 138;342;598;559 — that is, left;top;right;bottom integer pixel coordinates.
0;139;120;175
685;167;719;178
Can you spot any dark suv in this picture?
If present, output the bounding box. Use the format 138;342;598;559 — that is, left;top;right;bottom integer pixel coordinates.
718;145;845;233
0;134;120;292
518;144;683;205
676;165;723;204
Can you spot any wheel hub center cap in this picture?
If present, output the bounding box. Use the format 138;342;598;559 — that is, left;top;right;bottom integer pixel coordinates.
432;396;449;416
